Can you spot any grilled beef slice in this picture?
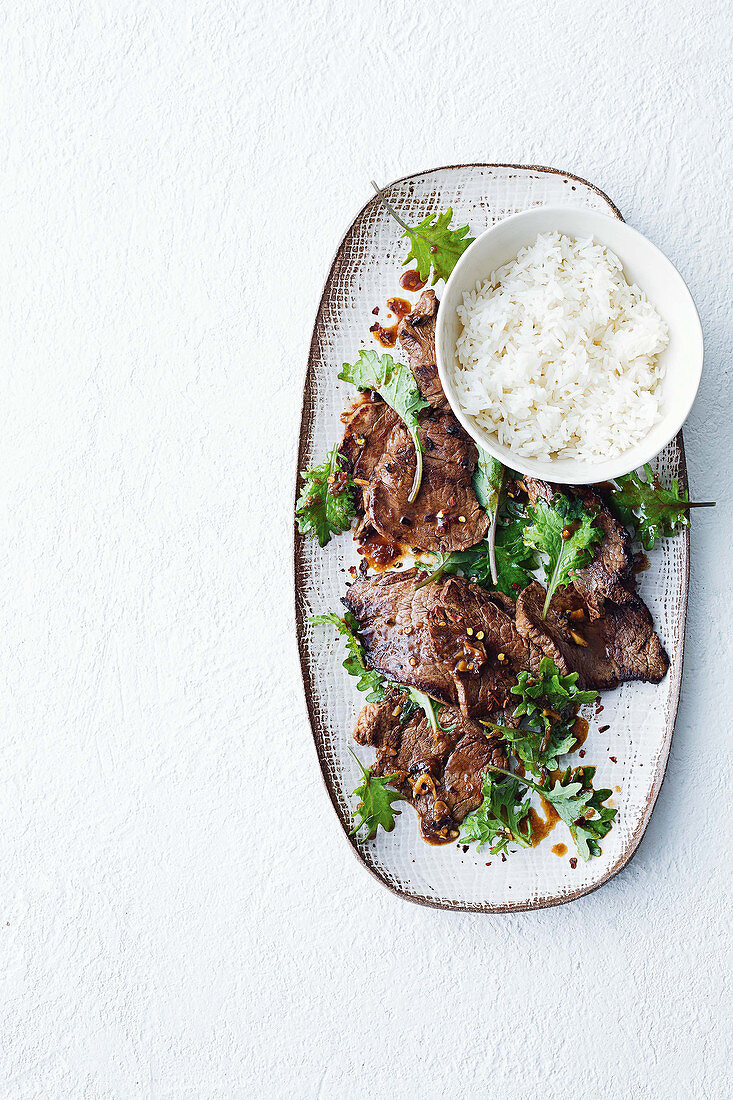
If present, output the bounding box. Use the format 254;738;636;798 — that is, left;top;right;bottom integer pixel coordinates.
516;581;669;689
365;410;488;552
340;292;489;553
522;477;636;618
354;693;507;843
396;289;446;409
340;396;400;497
343;570;562;718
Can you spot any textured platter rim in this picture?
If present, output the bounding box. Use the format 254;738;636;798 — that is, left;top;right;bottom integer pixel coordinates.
294;163;689;913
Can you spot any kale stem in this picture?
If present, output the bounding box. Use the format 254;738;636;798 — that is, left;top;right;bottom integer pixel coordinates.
487;469;504;586
415;556;448;590
407;437;423;502
370;180;412;233
483;761;547;798
542;543;568;618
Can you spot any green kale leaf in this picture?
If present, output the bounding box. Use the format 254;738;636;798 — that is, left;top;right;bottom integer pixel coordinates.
296;446;357;547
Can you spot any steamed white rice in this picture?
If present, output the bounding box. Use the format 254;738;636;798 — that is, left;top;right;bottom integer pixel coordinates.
451;232;669;462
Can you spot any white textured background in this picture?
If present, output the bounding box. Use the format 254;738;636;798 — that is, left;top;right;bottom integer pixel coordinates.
2;1;731;1097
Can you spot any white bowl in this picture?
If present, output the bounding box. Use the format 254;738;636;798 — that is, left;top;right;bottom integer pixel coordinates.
436;206;703;485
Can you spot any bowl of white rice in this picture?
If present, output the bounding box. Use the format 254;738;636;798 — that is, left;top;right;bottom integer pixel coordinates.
436;207;703;484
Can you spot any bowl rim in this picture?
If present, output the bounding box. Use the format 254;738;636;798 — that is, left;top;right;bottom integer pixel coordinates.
436;205;704;485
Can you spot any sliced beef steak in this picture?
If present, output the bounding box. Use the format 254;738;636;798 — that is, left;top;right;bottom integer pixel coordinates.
365;410;488;552
571;486;636;616
354;693;507;843
522;477;556;507
340;290;488;554
340;396;400;511
343;570;562;718
522;477;636;618
516;581;669;689
396;289;446;409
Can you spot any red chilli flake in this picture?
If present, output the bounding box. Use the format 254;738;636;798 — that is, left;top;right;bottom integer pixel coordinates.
598;724;610;733
609;756;617;763
569;857;578;869
371;307;379;315
578;749;586;758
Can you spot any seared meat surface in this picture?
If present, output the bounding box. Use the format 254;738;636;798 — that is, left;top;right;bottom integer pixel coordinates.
340;291;488;553
516;581;669;689
523;477;636;618
354;692;507;843
345;567;668;706
343;570;557;718
340;397;400;499
396;289;446;409
571;486;636;616
365;410;488;551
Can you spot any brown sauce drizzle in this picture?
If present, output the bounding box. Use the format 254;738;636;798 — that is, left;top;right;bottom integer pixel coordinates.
529;797;560;846
399;268;426;292
369;321;398;348
633;552;651;574
386;296;412;320
369;297;412;347
357;531;402;571
572;715;589;750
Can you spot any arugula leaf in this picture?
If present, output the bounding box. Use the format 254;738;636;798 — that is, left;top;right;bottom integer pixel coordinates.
512;659;597;773
481;659;597;775
477;761;616;861
310;611;386;701
540;767;617;861
339;350;429;502
296;446;357;548
405;689;456;736
483;713;578;777
348;750;405;841
523;494;601;617
401;209;475;285
459;772;532;854
492;514;540;596
511;658;598;724
608;463;715;551
371;181;475;284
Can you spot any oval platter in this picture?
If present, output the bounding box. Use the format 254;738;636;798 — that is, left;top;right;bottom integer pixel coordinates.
294;164;689;912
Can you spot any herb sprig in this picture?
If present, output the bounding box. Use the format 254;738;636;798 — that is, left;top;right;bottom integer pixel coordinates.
466;761;616;861
310;611;385;699
523;494;601;617
311;612;453;733
608;463;715;551
459;772;532;854
348;749;405;840
472;449;505;585
296;447;357;547
339;350;429;502
481;658;597;775
371;181;475;285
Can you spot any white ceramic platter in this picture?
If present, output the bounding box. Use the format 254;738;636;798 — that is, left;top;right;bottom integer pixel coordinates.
294;164;688;912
